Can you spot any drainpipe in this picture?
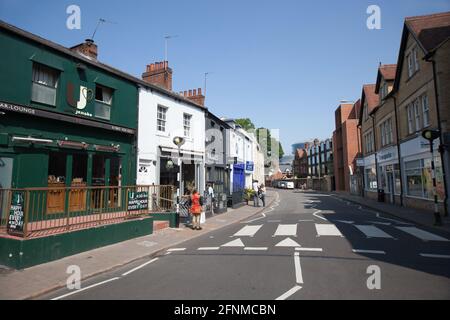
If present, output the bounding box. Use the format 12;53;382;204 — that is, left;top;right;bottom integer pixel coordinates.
393;96;404;206
425;54;448;216
371;113;380;198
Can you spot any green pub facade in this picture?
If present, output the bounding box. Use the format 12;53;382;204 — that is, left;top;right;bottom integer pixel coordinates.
0;21;138;196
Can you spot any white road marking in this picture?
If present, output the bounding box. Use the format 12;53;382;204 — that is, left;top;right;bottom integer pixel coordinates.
274;224;297;237
354;225;394;239
165;252;172;255
335;220;354;224
376;213;409;224
122;258;159;276
197;247;220;251
420;253;450;259
294;252;303;284
315;224;343;237
367;221;391;226
275;237;301;247
51;277;120;300
268;220;282;223
243;216;266;224
295;247;323;252
221;238;245;247
167;248;186;252
352;249;386;255
313;210;328;221
244;247;268;251
298;219;314;222
275;285;302;300
396;226;449;242
233;225;263;237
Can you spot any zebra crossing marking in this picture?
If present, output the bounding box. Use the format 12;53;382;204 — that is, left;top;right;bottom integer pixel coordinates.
233;225;263;237
275;237;301;247
396;226;449;242
315;224;343;237
354;225;394;239
221;238;245;247
273;224;297;237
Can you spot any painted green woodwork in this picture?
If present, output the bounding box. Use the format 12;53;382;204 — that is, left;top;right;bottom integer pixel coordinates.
0;29;138;129
150;212;177;228
0;217;154;269
0;27;138;189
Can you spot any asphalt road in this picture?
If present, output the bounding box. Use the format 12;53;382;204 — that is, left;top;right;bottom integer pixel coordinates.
42;189;450;300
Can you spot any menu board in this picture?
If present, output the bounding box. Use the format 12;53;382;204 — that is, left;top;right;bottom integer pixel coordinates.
127;191;149;211
7;192;25;236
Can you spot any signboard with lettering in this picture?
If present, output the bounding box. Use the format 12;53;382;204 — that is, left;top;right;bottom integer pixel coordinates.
245;161;254;172
7;192;25;236
127;191;149;211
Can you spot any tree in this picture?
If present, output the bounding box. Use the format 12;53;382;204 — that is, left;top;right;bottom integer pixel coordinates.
235;118;255;131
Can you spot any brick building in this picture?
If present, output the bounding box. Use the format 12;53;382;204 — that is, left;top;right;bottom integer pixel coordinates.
332;101;362;192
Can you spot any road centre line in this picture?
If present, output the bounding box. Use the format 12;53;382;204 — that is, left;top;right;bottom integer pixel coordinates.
313;210;328;221
51;277;120;300
167;248;186;252
295;247;323;252
352;249;386;255
197;247;220;251
294;252;303;284
420;253;450;259
244;247;268;251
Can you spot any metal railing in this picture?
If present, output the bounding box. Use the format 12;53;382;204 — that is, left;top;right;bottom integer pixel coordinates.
0;185;175;238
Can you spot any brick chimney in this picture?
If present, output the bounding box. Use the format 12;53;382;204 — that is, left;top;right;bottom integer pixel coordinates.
142;61;173;91
179;88;205;107
70;39;98;61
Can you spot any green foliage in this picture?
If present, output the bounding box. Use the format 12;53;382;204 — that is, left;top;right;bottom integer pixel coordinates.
243;188;256;200
235;118;256;131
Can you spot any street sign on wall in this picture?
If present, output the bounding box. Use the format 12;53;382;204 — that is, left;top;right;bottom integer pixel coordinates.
7;192;25;236
127;191;149;211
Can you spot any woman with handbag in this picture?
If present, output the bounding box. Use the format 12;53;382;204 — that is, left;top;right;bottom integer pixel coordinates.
189;189;203;230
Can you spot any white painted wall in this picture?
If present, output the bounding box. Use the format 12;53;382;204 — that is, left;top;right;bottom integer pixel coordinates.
137;86;206;192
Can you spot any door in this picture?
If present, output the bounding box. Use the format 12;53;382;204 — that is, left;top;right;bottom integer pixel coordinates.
387;172;395;204
0;157;14;223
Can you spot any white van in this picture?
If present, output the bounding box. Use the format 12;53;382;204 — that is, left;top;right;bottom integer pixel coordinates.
285;181;295;189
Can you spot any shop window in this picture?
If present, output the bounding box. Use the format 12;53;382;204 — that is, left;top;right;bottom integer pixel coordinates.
31;63;59;106
95;85;113;120
364;166;377;191
109;157;122;208
48;152;66;185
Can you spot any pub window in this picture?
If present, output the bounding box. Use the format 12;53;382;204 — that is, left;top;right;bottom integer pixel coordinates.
31;63;59;106
48;152;66;185
95;85;113;120
92;154;106;186
184;113;192;137
71;153;88;187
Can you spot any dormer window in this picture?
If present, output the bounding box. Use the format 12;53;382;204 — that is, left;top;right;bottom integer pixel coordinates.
95;84;113;120
380;82;388;100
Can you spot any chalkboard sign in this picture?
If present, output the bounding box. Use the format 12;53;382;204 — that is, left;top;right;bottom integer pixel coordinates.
127;191;149;211
7;192;25;236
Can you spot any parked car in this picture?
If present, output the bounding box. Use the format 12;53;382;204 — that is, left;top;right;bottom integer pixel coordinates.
278;181;287;189
285;181;295;189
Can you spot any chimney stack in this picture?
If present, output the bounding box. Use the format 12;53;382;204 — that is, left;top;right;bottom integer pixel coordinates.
70;39;98;60
182;87;205;107
142;61;173;91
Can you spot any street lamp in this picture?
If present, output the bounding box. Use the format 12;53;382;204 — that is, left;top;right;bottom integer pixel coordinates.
422;129;442;226
173;136;186;228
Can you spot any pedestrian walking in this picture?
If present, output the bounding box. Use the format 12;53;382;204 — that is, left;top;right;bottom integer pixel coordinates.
207;184;215;214
189;189;203;230
259;184;266;207
252;180;259;207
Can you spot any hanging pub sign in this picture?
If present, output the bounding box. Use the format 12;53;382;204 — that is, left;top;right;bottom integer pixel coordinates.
7;192;25;236
127;191;149;211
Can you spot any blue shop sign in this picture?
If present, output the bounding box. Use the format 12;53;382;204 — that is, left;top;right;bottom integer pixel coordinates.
246;161;254;172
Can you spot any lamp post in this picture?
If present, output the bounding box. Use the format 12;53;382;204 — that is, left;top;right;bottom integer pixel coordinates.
173;136;186;228
422;129;442;226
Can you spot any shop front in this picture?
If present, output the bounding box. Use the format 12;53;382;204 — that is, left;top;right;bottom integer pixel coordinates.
376;146;401;204
362;154;378;200
400;135;445;212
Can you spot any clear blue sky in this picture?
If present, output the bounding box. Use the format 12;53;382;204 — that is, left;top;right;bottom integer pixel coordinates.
1;0;449;153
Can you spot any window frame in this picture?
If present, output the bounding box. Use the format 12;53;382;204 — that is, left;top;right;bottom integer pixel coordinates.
157;105;168;132
31;62;60;106
183;113;192;138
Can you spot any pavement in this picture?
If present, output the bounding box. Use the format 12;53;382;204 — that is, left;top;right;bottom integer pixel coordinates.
332;191;450;234
0;191;277;300
37;189;450;300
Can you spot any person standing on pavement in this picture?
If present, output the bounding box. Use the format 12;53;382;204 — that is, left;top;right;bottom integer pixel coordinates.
207;184;214;214
252;180;259;207
259;184;266;207
189;189;203;230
